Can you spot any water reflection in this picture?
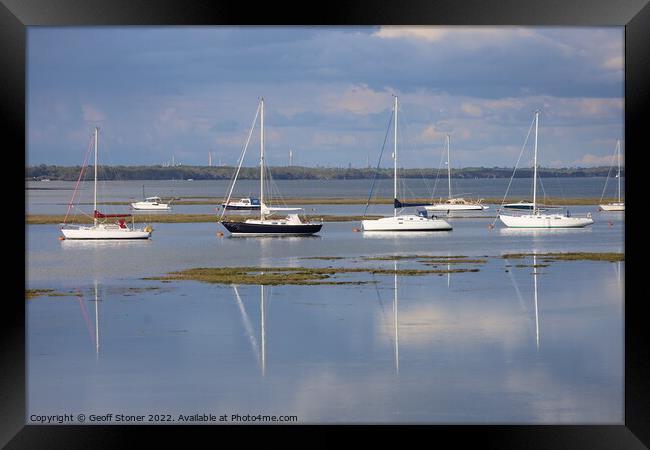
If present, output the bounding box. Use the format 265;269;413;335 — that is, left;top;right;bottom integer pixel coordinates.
373;263;400;374
393;262;399;374
533;255;540;350
361;231;449;239
232;285;267;376
225;233;322;240
505;255;541;350
499;227;592;237
61;239;152;249
73;281;101;357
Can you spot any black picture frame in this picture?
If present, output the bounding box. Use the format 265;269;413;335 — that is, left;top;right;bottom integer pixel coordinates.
7;0;647;447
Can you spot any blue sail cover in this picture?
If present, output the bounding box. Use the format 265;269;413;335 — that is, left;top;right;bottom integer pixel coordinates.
394;199;432;209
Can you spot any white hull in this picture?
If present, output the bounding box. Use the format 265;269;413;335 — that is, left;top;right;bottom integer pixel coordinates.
498;213;593;228
131;204;171;210
61;225;151;240
425;203;488;211
599;203;625;211
362;214;452;231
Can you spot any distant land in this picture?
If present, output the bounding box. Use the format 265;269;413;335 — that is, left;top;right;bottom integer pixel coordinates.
25;165;623;181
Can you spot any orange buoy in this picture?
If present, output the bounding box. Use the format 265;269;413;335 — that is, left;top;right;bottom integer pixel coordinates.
352;227;360;232
58;236;65;240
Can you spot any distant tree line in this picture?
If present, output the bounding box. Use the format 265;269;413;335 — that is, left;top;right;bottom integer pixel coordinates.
25;164;621;181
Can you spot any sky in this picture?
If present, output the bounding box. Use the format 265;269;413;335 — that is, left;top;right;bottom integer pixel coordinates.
27;26;624;168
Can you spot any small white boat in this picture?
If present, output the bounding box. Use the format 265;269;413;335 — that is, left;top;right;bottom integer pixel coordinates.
426;197;488;212
599;202;625;212
599;139;624;211
498;111;593;229
131;196;171;211
221;197;261;210
362;210;452;231
499;211;593;228
362;96;452;232
425;134;488;213
60;128;153;240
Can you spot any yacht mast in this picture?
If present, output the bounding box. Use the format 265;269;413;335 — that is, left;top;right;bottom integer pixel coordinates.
93;127;98;226
532;110;539;213
393;95;398;217
260;97;264;220
446;134;452;200
616;139;621;203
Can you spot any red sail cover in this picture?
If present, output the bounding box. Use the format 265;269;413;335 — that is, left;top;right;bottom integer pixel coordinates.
94;210;131;218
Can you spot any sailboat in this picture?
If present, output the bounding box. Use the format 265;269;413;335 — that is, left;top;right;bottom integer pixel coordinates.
498;111;593;228
221;197;261;210
599;139;625;211
60;128;153;240
362;96;452;232
131;185;172;211
220;98;323;236
425;134;488;212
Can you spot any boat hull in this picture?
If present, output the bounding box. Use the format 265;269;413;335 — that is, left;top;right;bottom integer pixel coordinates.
362;215;452;231
425;204;488;211
61;226;151;240
498;213;593;228
222;205;261;210
220;221;322;236
599;203;625;211
502;203;535;210
131;204;171;211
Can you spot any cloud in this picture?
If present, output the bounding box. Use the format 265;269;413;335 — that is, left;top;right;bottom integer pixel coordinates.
312;133;358;147
27;27;624;166
603;55;623;70
572;153;617;166
81;104;106;122
461;102;482;117
321;84;392;115
374;26;450;42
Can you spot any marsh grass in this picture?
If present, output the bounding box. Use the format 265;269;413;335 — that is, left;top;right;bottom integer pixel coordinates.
145;266;480;286
502;252;624;262
26;289;73;299
363;255;488;265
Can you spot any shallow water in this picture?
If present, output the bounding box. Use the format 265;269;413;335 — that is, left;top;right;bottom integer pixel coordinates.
26;208;624;424
26;177;623;215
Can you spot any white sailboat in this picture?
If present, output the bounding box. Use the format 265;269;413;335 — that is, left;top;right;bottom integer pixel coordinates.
131;197;171;211
60;128;153;240
131;185;172;210
425;134;488;212
498;111;593;229
362;96;452;232
599;139;625;211
220;98;322;236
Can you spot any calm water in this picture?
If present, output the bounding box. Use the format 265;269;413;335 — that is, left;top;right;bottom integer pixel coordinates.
26;207;624;424
26;177;623;215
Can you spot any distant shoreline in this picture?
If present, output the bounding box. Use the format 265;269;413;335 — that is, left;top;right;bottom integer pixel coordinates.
31;196;621;206
25;165;623;182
